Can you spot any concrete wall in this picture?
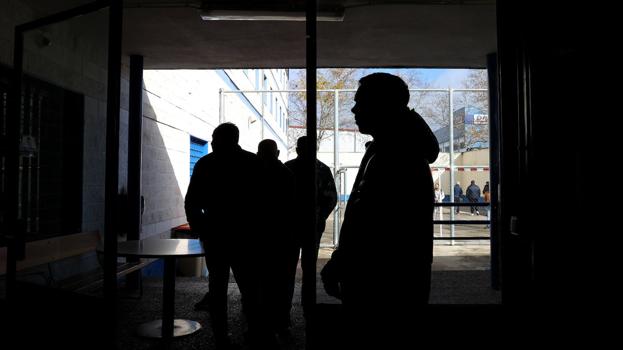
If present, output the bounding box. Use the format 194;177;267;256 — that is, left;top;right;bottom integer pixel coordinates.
0;1;124;236
433;148;490;198
221;69;289;160
0;1;132;280
140;69;210;238
0;2;287;279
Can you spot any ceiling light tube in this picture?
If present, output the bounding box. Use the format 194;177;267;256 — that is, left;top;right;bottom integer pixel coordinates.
200;9;344;22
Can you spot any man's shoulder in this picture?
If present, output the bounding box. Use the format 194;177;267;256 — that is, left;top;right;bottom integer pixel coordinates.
236;148;261;163
284;158;300;170
278;161;295;179
316;160;331;171
196;152;215;165
239;148;257;158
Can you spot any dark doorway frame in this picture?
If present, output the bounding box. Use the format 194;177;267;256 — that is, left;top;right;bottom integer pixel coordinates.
5;0;122;344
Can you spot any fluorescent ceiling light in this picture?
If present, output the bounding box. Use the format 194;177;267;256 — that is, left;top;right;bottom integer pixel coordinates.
200;9;344;22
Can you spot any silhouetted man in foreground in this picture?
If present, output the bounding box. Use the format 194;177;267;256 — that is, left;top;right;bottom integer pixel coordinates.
185;123;265;350
255;139;297;337
321;73;439;347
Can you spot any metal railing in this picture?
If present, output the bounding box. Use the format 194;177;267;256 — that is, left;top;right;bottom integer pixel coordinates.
219;87;491;248
323;169;491;248
433;202;491;245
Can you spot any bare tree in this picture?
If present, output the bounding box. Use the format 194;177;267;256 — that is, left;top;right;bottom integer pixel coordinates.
287;68;435;152
417;70;490;151
287;69;360;151
460;70;489;150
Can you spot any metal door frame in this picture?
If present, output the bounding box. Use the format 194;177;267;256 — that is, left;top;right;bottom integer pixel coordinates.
5;0;122;344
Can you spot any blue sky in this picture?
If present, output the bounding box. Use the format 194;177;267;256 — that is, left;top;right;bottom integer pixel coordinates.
290;68;481;89
364;68;475;88
420;68;473;88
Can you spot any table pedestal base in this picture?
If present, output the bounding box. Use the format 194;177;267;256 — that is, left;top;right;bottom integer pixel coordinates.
136;319;202;338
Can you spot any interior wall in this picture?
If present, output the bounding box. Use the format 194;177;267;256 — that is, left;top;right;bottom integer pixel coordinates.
1;1;121;238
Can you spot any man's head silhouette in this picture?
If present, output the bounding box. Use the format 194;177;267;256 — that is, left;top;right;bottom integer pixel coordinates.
211;122;239;152
295;136;314;158
352;73;410;136
257;139;280;160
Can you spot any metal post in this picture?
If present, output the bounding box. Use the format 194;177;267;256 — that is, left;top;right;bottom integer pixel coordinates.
6;24;24;302
162;257;176;339
260;91;265;139
128;55;143;240
333;90;340;247
127;54;143;291
303;0;317;344
104;0;123;345
218;88;224;124
333;170;341;247
449;88;455;245
438;169;443;237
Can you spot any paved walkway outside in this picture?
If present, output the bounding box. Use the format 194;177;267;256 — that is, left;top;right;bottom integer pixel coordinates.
321;208;491;248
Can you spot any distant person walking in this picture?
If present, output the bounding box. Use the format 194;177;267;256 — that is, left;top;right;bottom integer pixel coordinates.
434;182;444;217
454;182;463;214
320;72;439;347
466;180;481;215
185;123;268;349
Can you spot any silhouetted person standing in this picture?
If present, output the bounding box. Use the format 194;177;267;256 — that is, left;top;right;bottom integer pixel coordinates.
466;180;481;215
284;136;337;327
285;136;337;248
321;73;439;347
185;123;264;350
255;139;297;337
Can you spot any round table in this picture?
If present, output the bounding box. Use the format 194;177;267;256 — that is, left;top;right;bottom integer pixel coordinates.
99;238;204;339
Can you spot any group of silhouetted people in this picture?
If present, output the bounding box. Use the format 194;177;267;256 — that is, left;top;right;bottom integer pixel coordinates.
185;73;439;349
185;126;337;349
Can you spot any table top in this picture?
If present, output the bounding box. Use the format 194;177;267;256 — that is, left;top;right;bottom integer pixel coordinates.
97;238;204;258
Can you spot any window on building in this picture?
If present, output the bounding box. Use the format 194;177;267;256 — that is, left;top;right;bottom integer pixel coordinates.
190;136;209;178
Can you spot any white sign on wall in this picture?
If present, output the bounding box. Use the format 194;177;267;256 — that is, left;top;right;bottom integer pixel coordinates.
473;114;489;125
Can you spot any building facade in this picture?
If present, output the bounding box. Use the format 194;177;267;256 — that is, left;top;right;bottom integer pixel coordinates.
434;106;489;153
141;68;289;238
